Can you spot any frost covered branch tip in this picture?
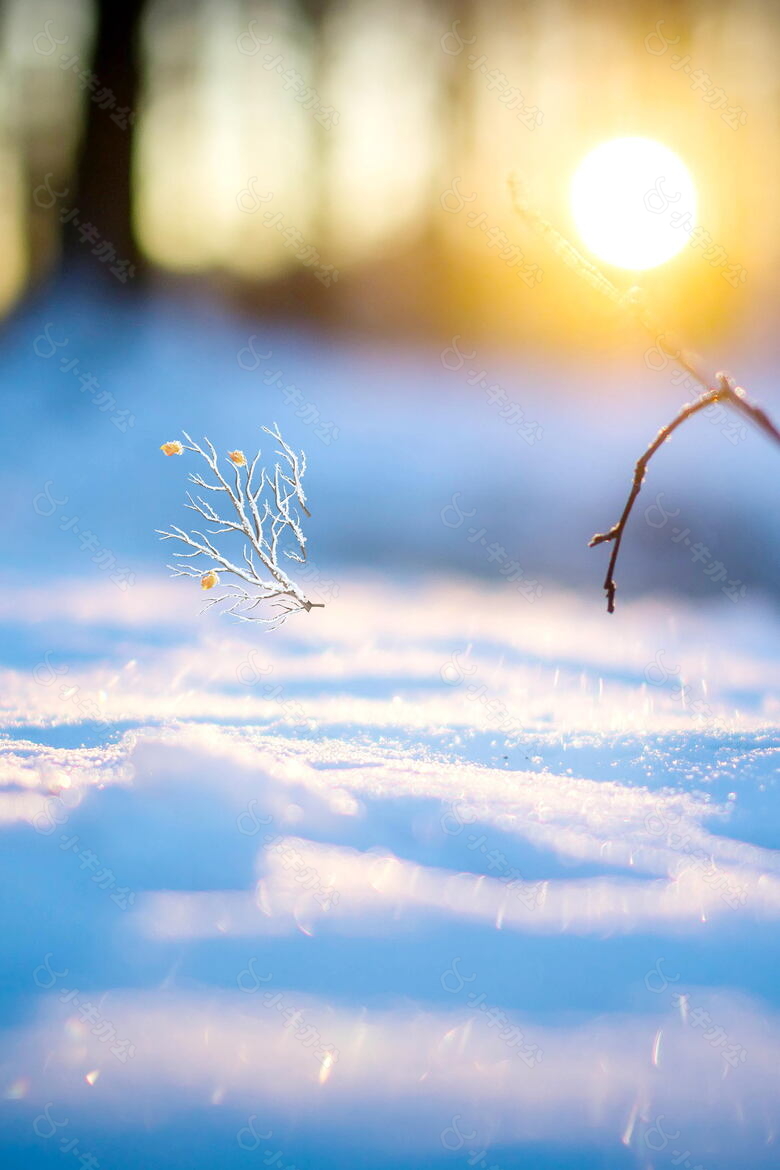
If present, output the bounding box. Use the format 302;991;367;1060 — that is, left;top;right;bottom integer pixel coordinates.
157;424;324;628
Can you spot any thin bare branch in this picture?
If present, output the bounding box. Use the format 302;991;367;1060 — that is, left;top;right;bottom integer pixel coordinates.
509;176;780;612
588;375;780;611
589;386;722;613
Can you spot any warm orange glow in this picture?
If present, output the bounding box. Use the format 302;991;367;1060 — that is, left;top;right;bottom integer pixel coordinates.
571;137;697;270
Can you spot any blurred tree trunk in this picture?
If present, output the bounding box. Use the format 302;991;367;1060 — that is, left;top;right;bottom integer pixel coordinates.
64;0;146;280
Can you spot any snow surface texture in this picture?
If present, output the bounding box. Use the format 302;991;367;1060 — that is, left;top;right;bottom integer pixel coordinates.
1;575;779;1169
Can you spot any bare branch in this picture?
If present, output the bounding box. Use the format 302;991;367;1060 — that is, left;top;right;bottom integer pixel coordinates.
509;176;780;612
589;385;723;613
589;376;780;611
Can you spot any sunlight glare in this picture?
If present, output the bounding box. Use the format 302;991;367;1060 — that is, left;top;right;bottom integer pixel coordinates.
571;137;697;270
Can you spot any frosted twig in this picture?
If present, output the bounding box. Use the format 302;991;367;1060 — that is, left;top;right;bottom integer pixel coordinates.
157;424;324;628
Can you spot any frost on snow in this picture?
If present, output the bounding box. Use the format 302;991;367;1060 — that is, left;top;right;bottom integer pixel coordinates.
157;423;323;627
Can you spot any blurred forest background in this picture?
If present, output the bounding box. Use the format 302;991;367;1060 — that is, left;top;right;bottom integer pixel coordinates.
2;0;778;604
1;0;775;354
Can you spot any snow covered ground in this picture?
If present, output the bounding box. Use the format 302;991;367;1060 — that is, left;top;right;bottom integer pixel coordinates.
1;572;779;1169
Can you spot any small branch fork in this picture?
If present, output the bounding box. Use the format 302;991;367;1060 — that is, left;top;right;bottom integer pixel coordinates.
157;423;324;628
509;173;780;612
589;376;780;612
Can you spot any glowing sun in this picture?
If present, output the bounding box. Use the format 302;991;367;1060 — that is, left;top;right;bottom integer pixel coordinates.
570;137;697;270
